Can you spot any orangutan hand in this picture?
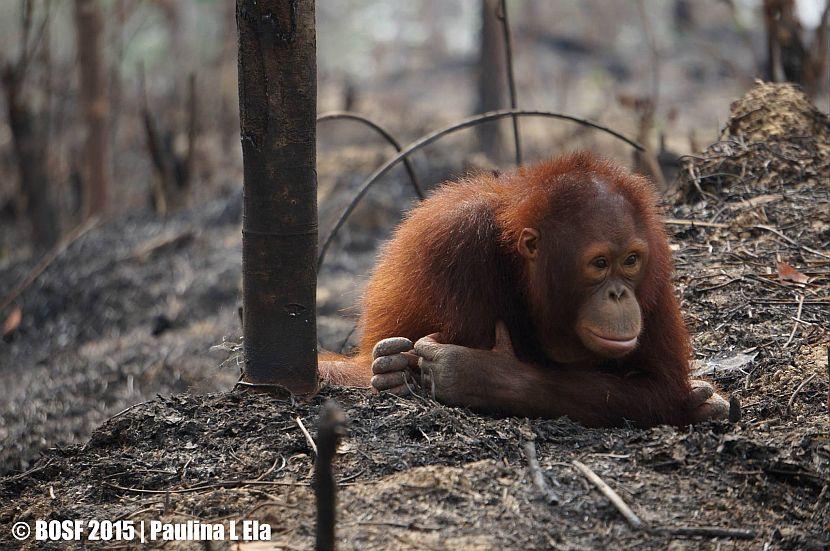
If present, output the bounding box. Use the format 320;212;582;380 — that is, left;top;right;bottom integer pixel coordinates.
687;380;729;422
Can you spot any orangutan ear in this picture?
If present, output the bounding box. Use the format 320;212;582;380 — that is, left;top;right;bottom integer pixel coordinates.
517;228;540;260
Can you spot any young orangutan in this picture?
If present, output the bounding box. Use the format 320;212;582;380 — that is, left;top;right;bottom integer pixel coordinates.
321;152;728;427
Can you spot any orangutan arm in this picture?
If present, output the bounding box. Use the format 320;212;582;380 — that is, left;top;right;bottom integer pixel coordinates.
373;324;727;427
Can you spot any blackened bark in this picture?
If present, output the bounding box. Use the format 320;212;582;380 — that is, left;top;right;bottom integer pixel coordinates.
475;0;506;159
182;73;197;192
237;0;318;392
74;0;109;217
773;0;808;84
140;72;198;214
764;0;829;96
220;0;239;151
2;67;58;249
314;401;345;551
141;103;176;214
673;0;694;32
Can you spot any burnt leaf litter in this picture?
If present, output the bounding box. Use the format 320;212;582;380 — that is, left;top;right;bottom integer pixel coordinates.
1;83;828;549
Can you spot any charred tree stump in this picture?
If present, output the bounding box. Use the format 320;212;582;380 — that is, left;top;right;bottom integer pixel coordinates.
314;401;346;551
237;0;319;393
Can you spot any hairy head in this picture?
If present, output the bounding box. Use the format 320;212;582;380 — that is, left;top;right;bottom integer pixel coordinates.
499;152;671;362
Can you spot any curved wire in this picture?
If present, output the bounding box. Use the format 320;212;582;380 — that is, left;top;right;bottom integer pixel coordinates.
317;111;424;199
317;108;644;269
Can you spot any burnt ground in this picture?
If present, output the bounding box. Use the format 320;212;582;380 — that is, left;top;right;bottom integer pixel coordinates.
0;83;828;549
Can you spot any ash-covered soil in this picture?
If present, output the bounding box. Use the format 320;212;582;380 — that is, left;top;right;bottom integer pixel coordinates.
1;387;826;550
1;83;828;549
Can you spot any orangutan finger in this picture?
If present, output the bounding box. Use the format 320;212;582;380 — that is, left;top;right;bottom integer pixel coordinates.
688;380;714;407
691;394;729;423
372;353;410;374
372;337;413;360
706;393;729;419
372;371;411;391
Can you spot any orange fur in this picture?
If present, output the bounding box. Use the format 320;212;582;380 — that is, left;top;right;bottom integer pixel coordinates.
320;152;692;425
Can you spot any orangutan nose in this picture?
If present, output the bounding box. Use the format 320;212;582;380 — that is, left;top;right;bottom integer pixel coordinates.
607;284;628;301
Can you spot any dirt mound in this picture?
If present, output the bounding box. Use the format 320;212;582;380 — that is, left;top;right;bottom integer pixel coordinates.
727;82;830;142
676;82;829;199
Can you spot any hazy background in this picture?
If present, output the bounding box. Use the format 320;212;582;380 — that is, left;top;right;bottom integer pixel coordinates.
0;0;827;263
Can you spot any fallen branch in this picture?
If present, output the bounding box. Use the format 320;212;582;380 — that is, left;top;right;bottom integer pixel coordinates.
105;479;307;495
106;398;157;423
523;441;559;504
296;416;318;456
5;459;54;482
787;373;817;412
754;224;830;259
658;526;756;539
131;230;194;263
663;218;729;229
783;294;805;348
572;460;643;530
0;216;99;315
749;299;829;305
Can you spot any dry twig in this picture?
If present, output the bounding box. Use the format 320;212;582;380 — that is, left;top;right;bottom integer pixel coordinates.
254;455;287;481
0;216;99;315
783;294;805;348
754;225;830;259
106;479;307;495
658;526;756;539
296;415;318;456
523;441;559;504
572;460;643;530
663;218;729;229
787;373;817;412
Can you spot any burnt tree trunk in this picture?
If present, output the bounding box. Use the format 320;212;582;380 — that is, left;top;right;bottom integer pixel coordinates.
2;67;58;249
475;0;506;160
140;72;199;214
74;0;109;217
673;0;694;32
237;0;318;393
220;0;240;151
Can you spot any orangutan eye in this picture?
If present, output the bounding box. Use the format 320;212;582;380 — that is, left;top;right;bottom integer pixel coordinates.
592;257;608;270
624;253;639;266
